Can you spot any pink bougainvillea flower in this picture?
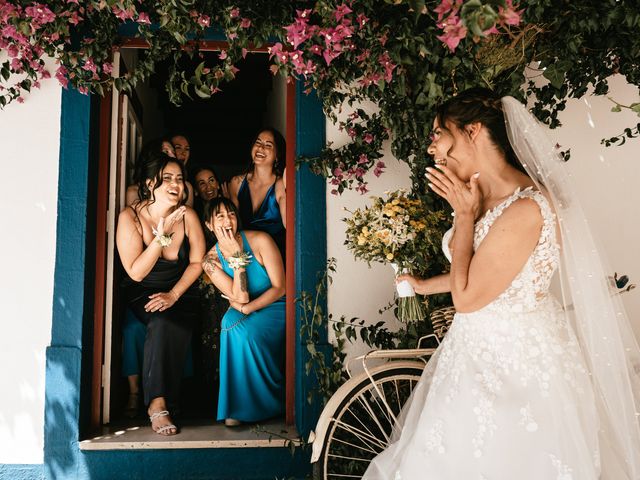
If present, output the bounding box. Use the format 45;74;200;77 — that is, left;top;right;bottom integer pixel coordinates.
10;57;22;72
229;7;240;19
137;12;150;24
363;133;374;144
433;0;455;22
309;44;322;55
483;25;500;35
296;9;312;20
331;189;338;195
241;48;248;58
102;62;113;75
25;4;56;25
16;96;24;103
347;128;357;138
227;32;238;41
378;52;397;82
356;183;369;194
358;154;368;164
78;85;89;95
379;32;388;46
240;18;251;28
198;14;210;28
500;0;523;26
82;57;97;74
268;43;283;59
322;48;341;66
437;15;467;52
218;50;228;60
334;4;353;22
284;23;309;49
55;66;68;87
356;13;369;28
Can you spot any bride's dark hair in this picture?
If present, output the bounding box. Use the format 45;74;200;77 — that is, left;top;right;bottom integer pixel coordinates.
436;87;529;176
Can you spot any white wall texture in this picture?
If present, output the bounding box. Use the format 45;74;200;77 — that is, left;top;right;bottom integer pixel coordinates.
327;76;640;363
0;58;61;464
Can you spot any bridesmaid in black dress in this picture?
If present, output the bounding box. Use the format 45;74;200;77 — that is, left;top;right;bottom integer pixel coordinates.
116;152;205;435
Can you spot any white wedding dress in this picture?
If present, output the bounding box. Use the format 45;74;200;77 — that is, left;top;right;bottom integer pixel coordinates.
363;187;604;479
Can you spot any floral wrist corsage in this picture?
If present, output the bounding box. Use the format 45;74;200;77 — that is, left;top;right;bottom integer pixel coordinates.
227;251;252;270
152;227;174;247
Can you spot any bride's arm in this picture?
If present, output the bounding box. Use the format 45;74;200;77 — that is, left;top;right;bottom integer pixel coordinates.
397;273;450;295
450;198;542;313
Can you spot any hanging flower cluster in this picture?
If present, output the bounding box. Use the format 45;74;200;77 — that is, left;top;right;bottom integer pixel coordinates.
434;0;523;51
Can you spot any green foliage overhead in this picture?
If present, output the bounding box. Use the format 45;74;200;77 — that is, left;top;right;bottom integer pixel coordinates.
1;0;639;195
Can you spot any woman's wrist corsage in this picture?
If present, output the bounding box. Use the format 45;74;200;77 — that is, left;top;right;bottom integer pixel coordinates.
227;251;252;270
152;227;174;247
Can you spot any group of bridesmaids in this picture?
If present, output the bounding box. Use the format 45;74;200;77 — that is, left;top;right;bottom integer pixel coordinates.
115;128;287;435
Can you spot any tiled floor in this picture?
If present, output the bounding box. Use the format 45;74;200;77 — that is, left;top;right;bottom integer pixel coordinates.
79;418;301;450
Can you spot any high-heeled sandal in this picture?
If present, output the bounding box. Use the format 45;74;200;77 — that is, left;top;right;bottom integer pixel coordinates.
149;410;178;435
224;418;242;427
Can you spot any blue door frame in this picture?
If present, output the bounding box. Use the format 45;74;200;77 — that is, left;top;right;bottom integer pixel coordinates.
40;79;326;479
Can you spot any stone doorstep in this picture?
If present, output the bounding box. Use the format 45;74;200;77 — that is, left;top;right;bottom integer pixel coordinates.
79;418;301;450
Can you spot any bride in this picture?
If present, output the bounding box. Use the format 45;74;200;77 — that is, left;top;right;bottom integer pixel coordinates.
363;88;640;479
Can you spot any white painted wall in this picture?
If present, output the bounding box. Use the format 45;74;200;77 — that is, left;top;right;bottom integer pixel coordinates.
326;103;412;362
0;58;61;464
327;76;640;362
544;75;640;339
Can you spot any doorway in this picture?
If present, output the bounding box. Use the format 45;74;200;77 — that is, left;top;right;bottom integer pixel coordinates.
91;46;295;429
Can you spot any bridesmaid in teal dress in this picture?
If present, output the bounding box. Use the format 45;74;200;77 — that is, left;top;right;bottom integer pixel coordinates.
229;127;287;263
201;197;286;426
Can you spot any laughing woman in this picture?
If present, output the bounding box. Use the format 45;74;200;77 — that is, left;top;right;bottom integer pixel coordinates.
116;153;205;435
202;197;285;426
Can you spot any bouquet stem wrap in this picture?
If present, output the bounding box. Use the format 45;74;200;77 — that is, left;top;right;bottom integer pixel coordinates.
391;263;425;323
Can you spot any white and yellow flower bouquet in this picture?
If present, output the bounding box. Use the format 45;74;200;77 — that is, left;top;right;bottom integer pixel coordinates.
344;190;447;322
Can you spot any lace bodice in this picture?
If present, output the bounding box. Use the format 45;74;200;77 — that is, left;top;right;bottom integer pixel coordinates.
441;187;560;314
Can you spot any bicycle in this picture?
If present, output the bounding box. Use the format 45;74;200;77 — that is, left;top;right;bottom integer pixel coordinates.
307;334;439;479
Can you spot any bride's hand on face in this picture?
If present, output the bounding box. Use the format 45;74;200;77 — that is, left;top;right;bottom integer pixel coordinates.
426;165;481;218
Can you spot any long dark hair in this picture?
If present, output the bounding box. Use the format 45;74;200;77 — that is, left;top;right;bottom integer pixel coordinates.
191;164;222;197
436;88;529;176
132;136;174;184
136;153;188;205
246;127;286;177
203;196;243;231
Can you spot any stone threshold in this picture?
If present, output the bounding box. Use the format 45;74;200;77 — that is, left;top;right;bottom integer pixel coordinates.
79;418;301;450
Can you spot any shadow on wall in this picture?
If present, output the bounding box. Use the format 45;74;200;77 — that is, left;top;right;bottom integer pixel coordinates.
0;347;46;465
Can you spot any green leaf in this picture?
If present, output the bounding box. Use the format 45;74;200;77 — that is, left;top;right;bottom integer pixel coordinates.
611;105;622;113
542;64;565;90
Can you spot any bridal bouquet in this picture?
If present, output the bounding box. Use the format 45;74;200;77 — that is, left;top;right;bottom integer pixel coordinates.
343;190;447;322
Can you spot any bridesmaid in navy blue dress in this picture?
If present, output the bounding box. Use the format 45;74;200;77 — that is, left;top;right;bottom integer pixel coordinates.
201;197;286;426
229;127;287;263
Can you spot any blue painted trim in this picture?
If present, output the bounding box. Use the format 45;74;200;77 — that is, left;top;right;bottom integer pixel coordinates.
44;88;91;480
294;83;327;437
0;464;44;480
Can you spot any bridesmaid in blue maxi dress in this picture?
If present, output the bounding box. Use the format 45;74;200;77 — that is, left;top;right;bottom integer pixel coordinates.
202;197;286;425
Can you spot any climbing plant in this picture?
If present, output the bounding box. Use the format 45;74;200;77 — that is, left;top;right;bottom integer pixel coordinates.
1;0;639;194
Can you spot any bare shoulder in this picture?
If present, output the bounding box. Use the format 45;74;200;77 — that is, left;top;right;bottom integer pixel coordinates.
184;205;199;222
118;205;136;224
274;177;285;195
230;174;245;187
491;196;544;235
244;230;274;248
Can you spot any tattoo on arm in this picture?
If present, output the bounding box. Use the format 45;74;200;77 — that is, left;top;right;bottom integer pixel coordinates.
239;271;248;292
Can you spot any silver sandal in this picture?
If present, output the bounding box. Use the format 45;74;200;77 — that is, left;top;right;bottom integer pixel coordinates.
149;410;178;436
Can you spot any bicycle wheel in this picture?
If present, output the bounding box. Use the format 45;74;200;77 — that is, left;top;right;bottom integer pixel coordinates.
314;363;425;480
